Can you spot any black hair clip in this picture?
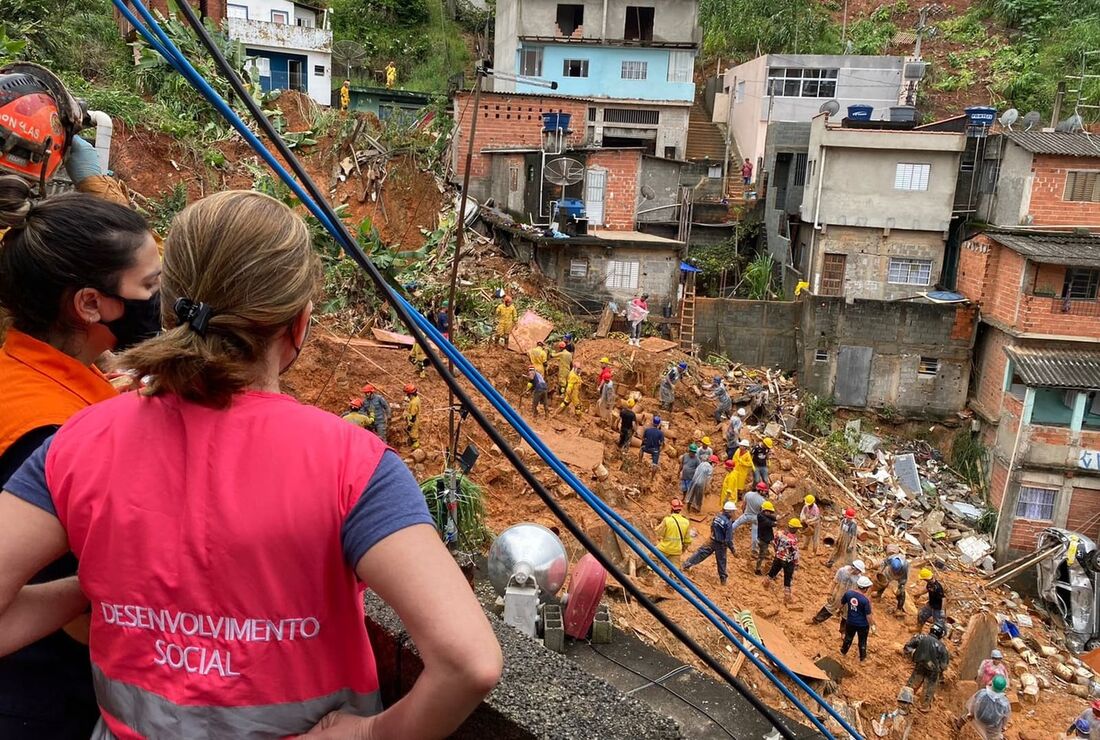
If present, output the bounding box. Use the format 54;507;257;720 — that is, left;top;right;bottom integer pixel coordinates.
173;297;214;337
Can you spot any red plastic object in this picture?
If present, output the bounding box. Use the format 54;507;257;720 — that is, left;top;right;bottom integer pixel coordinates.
563;554;607;639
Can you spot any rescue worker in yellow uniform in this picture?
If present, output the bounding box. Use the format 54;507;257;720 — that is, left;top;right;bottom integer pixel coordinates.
494;294;518;345
341;398;372;429
339;79;351;113
655;499;693;569
409;341;428;378
552;341;572;395
554;363;583;417
404;384;421;449
720;458;740;509
385;61;397;89
528;340;548;376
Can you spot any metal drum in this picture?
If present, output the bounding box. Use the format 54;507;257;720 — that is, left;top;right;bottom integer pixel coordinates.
487;523;568;597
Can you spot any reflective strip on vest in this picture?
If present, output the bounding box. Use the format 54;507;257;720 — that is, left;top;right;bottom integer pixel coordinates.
93;664;382;739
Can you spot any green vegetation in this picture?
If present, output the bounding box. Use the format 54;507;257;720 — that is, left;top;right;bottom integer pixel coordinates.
820;429;859;474
699;0;839;57
419;473;491;549
801;393;835;437
846;3;907;56
951;428;990;500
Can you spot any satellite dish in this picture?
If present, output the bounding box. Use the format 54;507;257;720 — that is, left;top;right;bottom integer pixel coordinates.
1056;114;1085;133
544;157;584;186
999;108;1019;129
332;40;368;81
1022;111;1042;130
819;99;841;116
639;184;656;201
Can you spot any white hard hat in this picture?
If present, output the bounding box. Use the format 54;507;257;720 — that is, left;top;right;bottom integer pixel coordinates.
723;501;737;511
739;440;750;447
852;559;866;572
857;576;873;588
737;408;746;417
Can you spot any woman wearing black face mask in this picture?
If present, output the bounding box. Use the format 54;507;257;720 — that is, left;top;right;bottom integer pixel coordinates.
0;174;160;738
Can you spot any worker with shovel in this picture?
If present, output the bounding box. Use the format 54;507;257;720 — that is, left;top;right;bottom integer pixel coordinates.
525;366;551;418
873;547;910;613
683;501;736;586
493;294;517;345
903;623;950;711
403;384;420;449
827;508;860;568
956;675;1010;739
764;518;802;603
361;384;391;442
812;559;867;624
655;499;693;570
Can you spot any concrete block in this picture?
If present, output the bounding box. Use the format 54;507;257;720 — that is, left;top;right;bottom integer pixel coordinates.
543;603;565;654
592;603;613;644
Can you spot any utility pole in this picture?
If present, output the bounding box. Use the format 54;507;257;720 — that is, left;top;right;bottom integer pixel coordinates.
906;4;944;106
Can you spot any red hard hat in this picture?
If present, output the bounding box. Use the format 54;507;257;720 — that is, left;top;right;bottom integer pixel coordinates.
0;63;86;188
709;455;719;463
670;498;683;512
724;459;734;469
362;384;375;394
556;341;566;349
348;397;362;409
1092;699;1100;714
845;507;856;518
755;482;769;491
503;294;512;303
404;384;416;394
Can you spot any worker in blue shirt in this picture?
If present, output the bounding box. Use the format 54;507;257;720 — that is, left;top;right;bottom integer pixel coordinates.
683;501;736;586
840;575;876;662
639;416;665;470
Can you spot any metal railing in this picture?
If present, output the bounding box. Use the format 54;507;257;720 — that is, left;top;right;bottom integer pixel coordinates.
1046;296;1100;317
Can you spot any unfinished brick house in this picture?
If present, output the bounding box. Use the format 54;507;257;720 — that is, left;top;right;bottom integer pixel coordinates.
958;230;1100;560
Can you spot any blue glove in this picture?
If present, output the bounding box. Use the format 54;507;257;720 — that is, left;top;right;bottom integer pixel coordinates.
63;136;102;184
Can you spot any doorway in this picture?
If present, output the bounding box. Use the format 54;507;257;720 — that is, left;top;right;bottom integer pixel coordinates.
585;168;606;226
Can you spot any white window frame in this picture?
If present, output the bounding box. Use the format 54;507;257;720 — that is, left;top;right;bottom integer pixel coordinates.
917;356;940;376
887;257;933;286
226;3;248;19
606;259;640;290
569;259;588;278
1016;485;1056;520
814;349;828;363
562;59;589;78
520;47;543;77
271;9;289;24
313;64;325;77
766;67;838;98
621;60;648;80
667;51;692;83
253;56;271;78
894;163;931;192
296;16;315;27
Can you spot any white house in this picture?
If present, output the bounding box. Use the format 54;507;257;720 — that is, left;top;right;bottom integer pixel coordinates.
226;0;333;105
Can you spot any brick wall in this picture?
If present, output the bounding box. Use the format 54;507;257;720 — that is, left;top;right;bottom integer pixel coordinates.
585;150;641;231
990;459;1008;509
972;326;1011;421
957;237;992;304
1010;517;1051;551
1026;154;1100;228
1016;291;1100;338
1067;487;1100;541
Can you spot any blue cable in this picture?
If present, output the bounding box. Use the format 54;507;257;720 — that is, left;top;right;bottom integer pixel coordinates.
113;6;859;736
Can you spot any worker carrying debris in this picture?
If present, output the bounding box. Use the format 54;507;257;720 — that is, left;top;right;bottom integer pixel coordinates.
408;341;428;378
554;363;583;417
679;444;701;495
528;339;548;376
683;501;736;586
903;623;950;711
720;459;740;508
799;494;822;555
1068;702;1100;738
403;384;420;449
342;398;372;428
916;568;947;632
655;499;692;569
626;293;649;346
873;546;910;612
685;454;717;513
754;501;778;575
750;436;773;485
725;407;746;457
360;384;391;441
839;576;876;663
956;675;1011;739
764;518;801;603
493;295;517;345
525;366;550;417
552;341;572;395
812;559;867;624
658;362;688;411
640;416;665;470
977;649;1009;689
827;508;860;568
617;399;637;454
730;481;769;555
710;376;732;423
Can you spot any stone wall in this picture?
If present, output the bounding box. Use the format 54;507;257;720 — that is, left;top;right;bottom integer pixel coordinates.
812;226;947;301
693;298;800;370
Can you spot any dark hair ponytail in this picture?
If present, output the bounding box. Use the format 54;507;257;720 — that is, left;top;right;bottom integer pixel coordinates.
0;175;151;337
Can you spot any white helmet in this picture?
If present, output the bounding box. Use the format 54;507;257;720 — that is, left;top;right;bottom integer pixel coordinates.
737;408;746;417
852;559;866;572
723;501;737;511
857;576;873;588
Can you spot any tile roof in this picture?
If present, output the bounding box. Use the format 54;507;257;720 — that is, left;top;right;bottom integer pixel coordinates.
984;231;1100;266
1003;346;1100;389
1003;131;1100;158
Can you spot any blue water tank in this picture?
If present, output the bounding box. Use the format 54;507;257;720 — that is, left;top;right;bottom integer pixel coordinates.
847;104;873;121
542;112;572;132
965;106;997;126
556;198;585;219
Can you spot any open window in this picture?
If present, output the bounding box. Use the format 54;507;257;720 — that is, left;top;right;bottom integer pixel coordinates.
556;4;584;36
624;6;654;41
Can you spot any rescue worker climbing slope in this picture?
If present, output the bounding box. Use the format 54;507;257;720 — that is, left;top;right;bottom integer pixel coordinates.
904;623;950;711
403;384;420;449
554;363;583;417
493;295;517;345
0;191;502;737
683;502;736;586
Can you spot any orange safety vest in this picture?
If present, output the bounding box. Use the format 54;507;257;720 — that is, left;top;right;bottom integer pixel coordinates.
0;329;116;456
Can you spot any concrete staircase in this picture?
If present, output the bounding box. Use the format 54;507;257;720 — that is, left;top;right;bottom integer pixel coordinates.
685;102;727;163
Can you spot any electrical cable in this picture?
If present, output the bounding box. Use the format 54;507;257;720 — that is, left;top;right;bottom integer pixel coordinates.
120;4;856;736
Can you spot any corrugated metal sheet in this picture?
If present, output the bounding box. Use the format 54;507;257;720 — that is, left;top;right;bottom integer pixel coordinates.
1004;131;1100;158
985;231;1100;266
1004;346;1100;389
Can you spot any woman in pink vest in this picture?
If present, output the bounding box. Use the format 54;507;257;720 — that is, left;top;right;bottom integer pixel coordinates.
0;190;502;738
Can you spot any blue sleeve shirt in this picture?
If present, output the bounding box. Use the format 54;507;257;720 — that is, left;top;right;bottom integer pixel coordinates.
842;590;873;628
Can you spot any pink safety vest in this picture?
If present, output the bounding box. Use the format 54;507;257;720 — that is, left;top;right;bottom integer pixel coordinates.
46;390;386;738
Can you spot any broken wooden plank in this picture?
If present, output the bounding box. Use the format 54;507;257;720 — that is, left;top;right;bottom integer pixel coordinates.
507;310;554;354
753;615;828;681
370;327;415;347
595;305;615;338
638;337;678;353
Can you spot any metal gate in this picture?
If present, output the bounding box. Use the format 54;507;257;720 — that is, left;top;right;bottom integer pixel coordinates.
585;168;606;226
834;345;873;407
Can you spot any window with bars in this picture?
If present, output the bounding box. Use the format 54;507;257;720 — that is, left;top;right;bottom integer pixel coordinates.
667;52;693;83
621;61;648;80
793;153;808;184
1065;171;1100;202
894;163;930;191
918;357;939;376
1063;268;1100;300
887;257;933;286
563;59;589;77
814;349;828;363
569;259;588;278
766;68;838;98
604;108;659;125
520;47;543;76
1016;486;1056;520
313;65;325;77
606;259;640;290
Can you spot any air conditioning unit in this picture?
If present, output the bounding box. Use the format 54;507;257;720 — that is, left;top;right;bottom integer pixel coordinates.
903;61;928;81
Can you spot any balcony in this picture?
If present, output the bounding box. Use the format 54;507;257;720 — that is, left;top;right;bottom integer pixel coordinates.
226;17;332;54
1014;294;1100;338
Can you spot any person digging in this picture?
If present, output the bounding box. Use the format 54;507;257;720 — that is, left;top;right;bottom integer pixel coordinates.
764;518;801;604
341;398;372;429
811;559;867;624
873;547;910;614
754;501;778;575
683;501;736;586
525;366;550;418
903;622;950;712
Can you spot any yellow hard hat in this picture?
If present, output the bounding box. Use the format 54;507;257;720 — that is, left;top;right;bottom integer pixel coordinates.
788;517;803;528
764;437;775;448
762;501;775;511
600;356;610;364
804;494;815;505
919;568;934;580
626;399;635;407
702;436;711;445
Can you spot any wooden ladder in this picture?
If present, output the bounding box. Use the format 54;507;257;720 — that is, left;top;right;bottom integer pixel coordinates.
679;271;697;354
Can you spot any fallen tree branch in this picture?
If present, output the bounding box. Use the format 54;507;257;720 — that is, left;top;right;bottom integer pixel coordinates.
781;431;864;506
